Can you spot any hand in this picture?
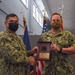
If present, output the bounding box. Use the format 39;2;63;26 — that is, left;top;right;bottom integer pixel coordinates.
33;53;37;57
31;46;38;53
33;53;37;60
28;56;35;65
50;43;60;52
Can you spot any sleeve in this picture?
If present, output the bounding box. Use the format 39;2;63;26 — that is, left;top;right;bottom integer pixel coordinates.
69;33;75;46
0;37;29;66
26;50;34;56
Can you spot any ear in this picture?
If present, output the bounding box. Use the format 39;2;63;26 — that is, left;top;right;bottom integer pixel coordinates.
50;20;51;24
61;18;64;23
50;20;52;25
4;21;8;28
4;21;7;26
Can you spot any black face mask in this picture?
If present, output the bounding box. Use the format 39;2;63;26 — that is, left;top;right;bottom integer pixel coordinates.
8;22;18;31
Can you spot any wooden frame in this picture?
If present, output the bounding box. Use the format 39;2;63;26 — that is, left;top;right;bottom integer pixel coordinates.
37;41;52;61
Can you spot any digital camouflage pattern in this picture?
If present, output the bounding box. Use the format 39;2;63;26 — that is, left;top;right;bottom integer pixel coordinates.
39;30;75;75
0;31;32;75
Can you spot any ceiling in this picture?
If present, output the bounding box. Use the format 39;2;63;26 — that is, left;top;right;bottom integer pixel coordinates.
45;0;75;34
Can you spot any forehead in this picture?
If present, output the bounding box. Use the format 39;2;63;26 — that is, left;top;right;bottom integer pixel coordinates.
51;15;61;20
7;16;18;21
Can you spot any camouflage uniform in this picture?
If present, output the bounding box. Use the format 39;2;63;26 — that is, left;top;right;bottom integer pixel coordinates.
0;31;32;75
39;30;75;75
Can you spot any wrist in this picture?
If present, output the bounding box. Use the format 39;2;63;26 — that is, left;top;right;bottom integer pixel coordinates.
59;48;62;53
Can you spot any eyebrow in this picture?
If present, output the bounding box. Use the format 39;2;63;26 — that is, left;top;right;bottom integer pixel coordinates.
9;20;18;22
52;19;60;21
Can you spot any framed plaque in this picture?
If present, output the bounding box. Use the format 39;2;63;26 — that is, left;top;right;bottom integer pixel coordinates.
37;41;52;61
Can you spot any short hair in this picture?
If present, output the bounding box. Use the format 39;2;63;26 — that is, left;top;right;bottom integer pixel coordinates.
5;13;19;21
50;12;62;21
